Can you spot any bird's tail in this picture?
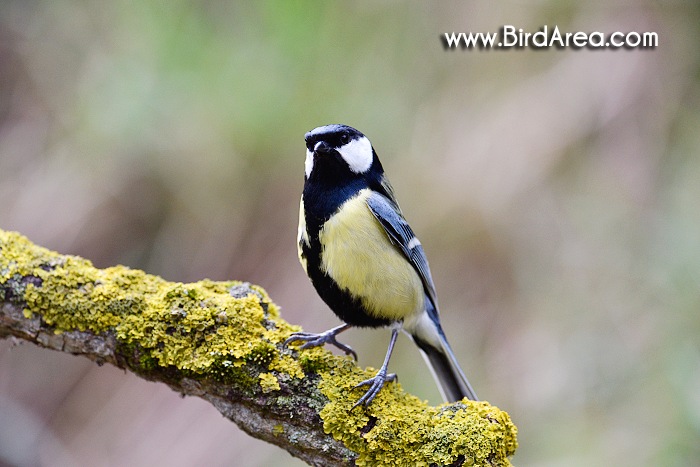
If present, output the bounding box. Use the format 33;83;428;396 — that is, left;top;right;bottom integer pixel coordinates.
407;311;478;402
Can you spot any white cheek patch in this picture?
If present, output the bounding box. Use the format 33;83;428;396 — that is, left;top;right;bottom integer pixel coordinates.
337;136;373;174
305;149;314;178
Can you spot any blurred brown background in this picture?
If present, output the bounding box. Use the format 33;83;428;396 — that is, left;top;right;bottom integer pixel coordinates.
1;1;698;466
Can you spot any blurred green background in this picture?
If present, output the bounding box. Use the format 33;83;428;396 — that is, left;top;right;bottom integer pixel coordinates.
1;1;699;466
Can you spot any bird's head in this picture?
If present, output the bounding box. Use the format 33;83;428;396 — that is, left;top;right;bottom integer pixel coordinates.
303;124;381;181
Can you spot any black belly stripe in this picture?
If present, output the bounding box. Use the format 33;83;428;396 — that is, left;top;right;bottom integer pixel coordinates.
301;172;396;328
302;239;392;328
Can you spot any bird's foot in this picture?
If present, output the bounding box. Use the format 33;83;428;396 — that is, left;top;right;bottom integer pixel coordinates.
352;368;397;408
284;326;357;360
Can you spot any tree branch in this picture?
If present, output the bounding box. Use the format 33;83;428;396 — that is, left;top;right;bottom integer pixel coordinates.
0;229;517;466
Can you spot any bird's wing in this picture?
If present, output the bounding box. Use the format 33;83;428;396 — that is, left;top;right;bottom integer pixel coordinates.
366;191;439;311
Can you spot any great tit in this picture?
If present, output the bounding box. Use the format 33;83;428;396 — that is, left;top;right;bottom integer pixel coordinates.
286;124;478;407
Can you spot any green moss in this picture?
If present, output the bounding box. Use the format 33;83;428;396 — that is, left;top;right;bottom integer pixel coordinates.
247;341;277;366
298;348;336;374
210;359;259;390
0;230;518;464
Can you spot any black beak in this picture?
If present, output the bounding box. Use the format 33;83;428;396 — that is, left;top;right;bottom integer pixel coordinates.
313;140;333;155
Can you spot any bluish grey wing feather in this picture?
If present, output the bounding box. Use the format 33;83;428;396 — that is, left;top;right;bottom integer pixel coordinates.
366;192;439;310
368;191;479;402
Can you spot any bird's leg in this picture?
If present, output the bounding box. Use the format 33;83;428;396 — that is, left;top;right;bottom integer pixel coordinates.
284;323;357;360
352;327;399;408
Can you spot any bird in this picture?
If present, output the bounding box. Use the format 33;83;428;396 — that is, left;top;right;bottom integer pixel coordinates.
285;124;478;407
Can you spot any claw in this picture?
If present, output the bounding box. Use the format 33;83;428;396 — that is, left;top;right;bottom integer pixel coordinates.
283;324;357;360
352;369;397;408
285;325;402;408
351;327;401;408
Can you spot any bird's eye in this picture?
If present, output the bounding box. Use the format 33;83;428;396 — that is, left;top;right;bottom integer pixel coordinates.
340;133;350;145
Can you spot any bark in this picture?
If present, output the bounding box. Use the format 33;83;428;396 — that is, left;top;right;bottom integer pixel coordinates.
0;229;517;466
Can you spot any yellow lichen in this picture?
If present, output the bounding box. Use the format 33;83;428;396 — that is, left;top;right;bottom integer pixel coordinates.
312;355;517;466
0;230;518;464
0;230;301;381
268;354;306;380
259;372;281;393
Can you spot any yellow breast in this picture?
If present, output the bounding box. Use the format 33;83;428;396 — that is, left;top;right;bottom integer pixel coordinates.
318;189;424;321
